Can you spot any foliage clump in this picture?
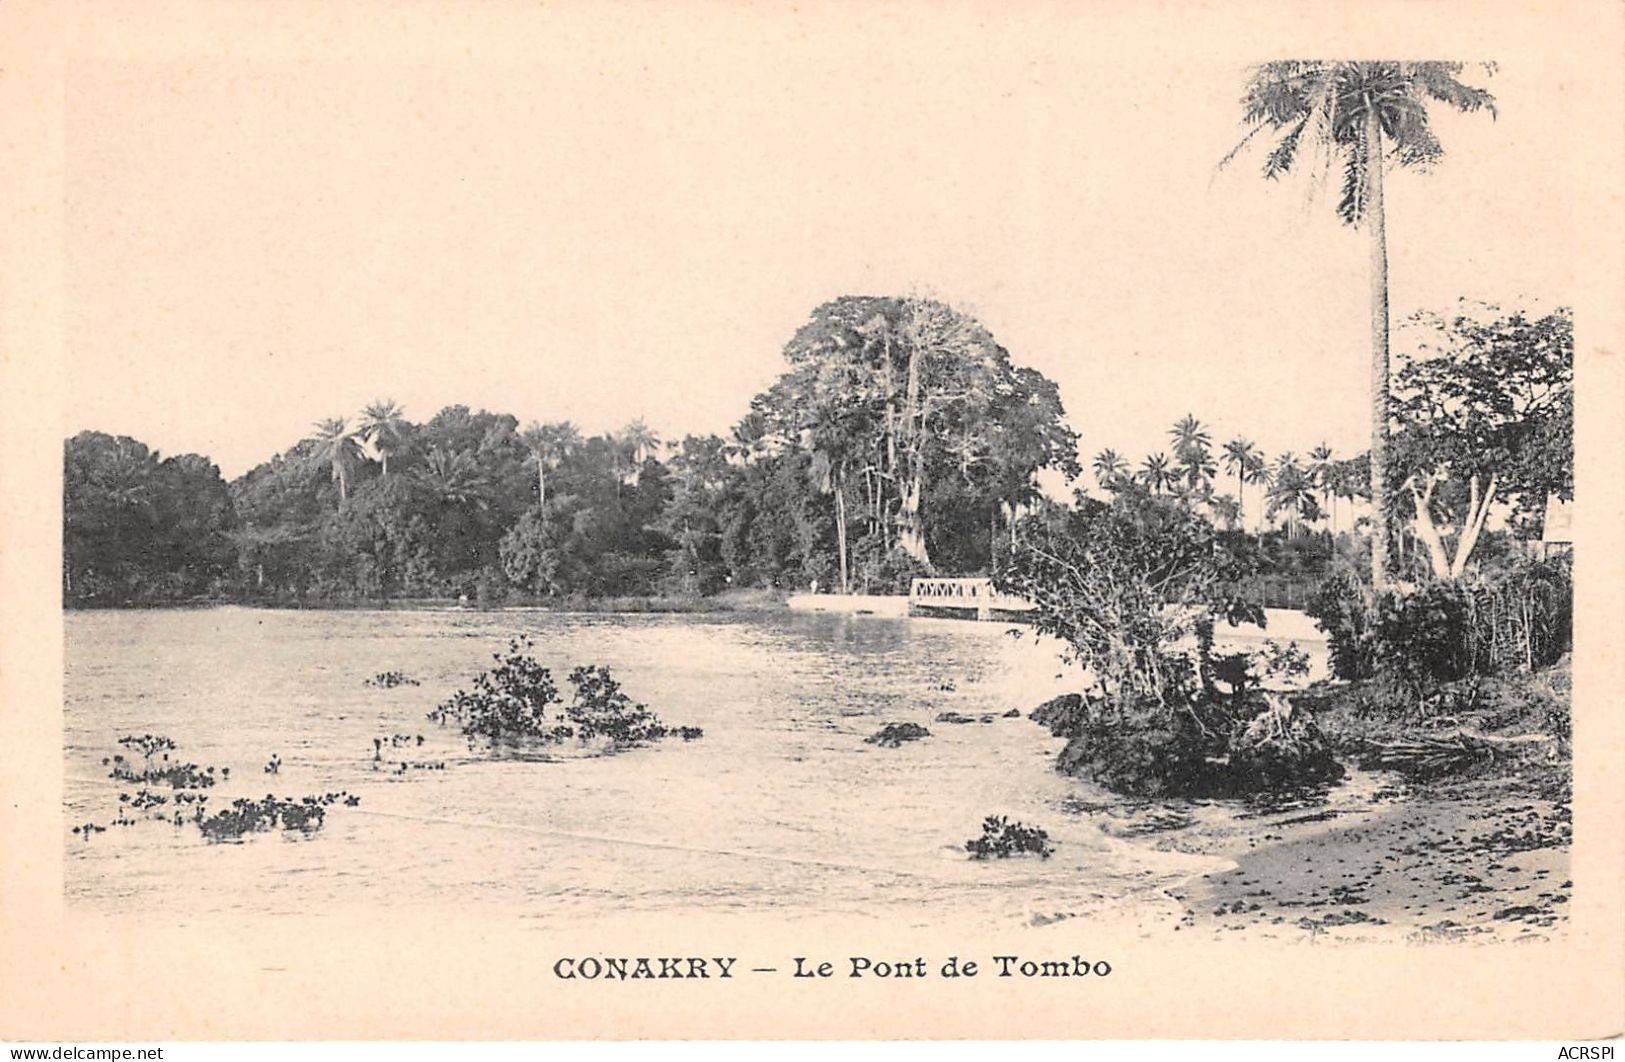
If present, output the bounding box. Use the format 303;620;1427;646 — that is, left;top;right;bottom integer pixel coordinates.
998;496;1262;704
196;792;357;843
1002;496;1342;797
428;636;575;744
119;734;176;759
564;665;668;744
1309;555;1572;706
104;734;217;790
1029;694;1087;735
965;816;1054;860
428;636;700;750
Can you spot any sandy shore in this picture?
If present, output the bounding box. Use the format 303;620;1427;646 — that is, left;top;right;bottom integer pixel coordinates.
1159;769;1572;942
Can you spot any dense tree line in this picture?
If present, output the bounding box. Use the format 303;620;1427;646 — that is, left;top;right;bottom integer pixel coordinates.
1085;303;1573;592
64;296;1080;606
62;293;1569;608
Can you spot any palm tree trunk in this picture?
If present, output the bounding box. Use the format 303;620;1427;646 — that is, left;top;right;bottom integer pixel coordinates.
537;464;547;509
989;505;998;569
1366;108;1392;590
834;472;849;595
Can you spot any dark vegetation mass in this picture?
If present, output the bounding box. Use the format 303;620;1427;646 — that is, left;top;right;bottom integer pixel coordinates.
64;297;1080;608
427;636;701;751
991;297;1571;799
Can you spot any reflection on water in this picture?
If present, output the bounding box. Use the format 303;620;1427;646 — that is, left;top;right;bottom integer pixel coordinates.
65;607;1339;930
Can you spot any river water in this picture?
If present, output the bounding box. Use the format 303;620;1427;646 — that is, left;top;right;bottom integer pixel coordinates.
64;607;1325;931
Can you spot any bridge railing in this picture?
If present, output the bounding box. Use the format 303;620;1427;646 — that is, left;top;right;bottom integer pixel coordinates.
909;577;1033;613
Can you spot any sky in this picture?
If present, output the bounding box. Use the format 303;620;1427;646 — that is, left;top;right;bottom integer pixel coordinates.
62;16;1578;483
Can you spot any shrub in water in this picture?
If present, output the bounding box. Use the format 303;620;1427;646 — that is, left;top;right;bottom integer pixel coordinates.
429;637;701;749
196;792;357;843
965;816;1054;860
108;755;215;790
565;665;669;744
118;734;177;759
428;636;576;745
106;733;217;789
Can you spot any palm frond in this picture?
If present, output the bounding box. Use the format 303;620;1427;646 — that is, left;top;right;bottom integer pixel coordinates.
1406;60;1498;117
1262;115;1309;180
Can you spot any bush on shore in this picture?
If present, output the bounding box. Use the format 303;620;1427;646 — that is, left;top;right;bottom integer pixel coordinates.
1037;687;1342;799
1308;555;1572;701
1002;496;1340;798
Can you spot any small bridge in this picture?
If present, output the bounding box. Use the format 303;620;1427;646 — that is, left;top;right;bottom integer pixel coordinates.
909;578;1034;621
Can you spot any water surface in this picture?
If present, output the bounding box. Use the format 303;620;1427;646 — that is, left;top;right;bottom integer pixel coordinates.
65;607;1292;930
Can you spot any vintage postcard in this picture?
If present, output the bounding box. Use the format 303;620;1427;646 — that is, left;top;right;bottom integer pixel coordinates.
1;0;1622;1043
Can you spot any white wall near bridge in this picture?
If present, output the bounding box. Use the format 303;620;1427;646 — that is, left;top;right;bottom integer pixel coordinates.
784;593;1327;643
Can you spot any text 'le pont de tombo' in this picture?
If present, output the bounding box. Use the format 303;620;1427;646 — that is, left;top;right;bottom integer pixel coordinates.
550;956;1114;980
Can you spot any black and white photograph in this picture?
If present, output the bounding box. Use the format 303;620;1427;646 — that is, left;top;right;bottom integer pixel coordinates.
2;0;1622;1046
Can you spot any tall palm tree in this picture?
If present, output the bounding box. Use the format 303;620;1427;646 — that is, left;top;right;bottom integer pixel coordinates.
620;418;661;466
519;420;580;509
1169;414;1215;490
1169;414;1209;450
728;412;769;466
1228;61;1496;587
357;399;409;477
1268;453;1317;538
1245;453;1273;532
1139;452;1173;495
1182;447;1217;492
1308;443;1335;531
413;446;487;508
307;417;361;506
1222;437;1262;528
1093;448;1129;492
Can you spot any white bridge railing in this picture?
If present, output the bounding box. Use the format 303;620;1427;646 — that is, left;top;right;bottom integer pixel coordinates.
908;577;1034;618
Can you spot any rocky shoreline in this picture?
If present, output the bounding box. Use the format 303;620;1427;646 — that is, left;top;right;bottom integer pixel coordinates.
1164;768;1571;941
1029;660;1574;941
